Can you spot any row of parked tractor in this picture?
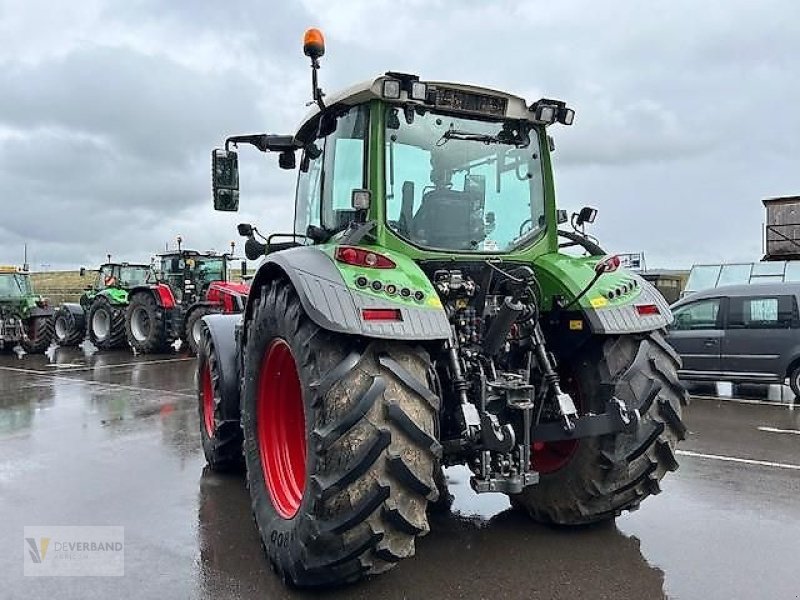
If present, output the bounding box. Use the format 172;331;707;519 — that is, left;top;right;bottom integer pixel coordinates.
0;247;250;355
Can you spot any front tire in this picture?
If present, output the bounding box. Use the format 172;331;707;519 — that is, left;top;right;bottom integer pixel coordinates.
126;292;170;353
198;325;243;470
511;332;688;524
185;305;218;355
87;298;126;349
242;279;441;587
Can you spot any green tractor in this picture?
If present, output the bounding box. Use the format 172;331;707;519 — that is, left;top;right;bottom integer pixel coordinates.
52;262;156;350
0;265;54;353
198;30;687;587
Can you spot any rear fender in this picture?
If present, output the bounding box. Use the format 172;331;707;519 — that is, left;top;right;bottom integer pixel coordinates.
534;252;672;335
245;245;450;341
200;313;241;419
28;306;55;319
97;288;129;306
128;284;176;309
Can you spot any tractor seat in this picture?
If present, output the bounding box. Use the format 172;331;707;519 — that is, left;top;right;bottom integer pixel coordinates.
411;187;484;249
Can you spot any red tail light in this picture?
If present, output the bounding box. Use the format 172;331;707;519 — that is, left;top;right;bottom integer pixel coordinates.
635;304;660;316
361;308;403;321
335;246;396;269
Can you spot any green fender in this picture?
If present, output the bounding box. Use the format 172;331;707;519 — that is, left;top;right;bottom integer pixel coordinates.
96;288;129;305
533;252;672;334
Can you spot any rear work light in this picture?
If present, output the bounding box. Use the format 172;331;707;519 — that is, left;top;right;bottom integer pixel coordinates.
335;246;396;269
635;304;660;316
361;308;403;321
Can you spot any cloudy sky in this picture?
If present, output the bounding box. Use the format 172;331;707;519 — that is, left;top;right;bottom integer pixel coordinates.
1;0;798;271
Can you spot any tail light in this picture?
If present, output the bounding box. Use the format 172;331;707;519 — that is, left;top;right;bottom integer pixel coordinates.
635;304;660;316
335;246;396;269
361;308;402;321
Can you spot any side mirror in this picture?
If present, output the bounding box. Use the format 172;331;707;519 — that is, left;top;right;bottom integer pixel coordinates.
212;149;240;212
557;209;568;225
244;237;267;260
79;267;86;277
576;206;597;226
237;223;254;237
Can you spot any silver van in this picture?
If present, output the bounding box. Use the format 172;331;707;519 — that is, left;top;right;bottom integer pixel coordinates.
666;283;800;395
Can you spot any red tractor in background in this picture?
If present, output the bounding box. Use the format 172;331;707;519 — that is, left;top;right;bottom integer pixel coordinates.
125;248;249;354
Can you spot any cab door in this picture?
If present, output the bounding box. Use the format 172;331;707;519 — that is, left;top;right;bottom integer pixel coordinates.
666;297;724;377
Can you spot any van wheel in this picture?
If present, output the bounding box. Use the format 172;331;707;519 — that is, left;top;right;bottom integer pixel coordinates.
789;367;800;398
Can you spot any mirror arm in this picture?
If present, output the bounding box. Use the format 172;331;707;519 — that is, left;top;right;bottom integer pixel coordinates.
225;134;300;153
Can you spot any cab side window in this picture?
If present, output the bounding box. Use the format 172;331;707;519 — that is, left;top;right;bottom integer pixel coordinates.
672;299;721;331
727;295;796;329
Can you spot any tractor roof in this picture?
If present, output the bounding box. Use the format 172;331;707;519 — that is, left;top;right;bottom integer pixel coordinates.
159;250;222;259
296;73;541;141
0;265;27;274
100;262;151;269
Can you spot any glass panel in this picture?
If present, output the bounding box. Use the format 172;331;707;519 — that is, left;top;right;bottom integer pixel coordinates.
728;296;793;329
685;265;722;292
749;275;784;284
717;263;752;287
672;298;721;330
119;267;152;286
783;261;800;282
322;107;367;232
294;148;323;236
385;108;544;252
750;261;785;277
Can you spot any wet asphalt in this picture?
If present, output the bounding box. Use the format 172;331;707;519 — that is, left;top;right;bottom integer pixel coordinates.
1;346;799;599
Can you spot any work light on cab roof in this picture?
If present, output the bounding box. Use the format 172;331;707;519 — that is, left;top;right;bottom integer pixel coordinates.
204;27;686;589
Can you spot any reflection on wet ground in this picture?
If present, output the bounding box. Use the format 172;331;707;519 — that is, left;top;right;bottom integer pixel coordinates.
1;348;799;599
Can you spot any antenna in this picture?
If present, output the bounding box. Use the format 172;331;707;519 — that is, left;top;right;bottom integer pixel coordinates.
303;28;326;110
23;243;29;272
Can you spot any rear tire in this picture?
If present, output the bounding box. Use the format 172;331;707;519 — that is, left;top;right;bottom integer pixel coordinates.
789;367;800;399
87;298;126;349
198;325;243;471
21;316;53;354
242;279;440;587
52;305;85;347
511;331;688;524
185;305;218;355
126;292;170;353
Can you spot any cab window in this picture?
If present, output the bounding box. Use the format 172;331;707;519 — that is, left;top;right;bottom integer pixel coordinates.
672;298;721;331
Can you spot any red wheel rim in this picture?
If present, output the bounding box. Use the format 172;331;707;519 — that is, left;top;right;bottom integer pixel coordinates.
201;363;215;437
531;373;582;474
257;339;306;519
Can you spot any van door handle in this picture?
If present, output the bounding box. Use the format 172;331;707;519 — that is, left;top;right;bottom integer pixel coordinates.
703;339;718;347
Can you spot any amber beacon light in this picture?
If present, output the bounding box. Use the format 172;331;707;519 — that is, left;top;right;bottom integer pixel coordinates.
303;28;325;59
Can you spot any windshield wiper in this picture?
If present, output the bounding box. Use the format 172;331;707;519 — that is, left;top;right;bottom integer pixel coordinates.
437;129;527;147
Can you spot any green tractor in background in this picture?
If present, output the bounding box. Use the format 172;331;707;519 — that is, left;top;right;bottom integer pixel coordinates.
52;262;155;349
0;265;54;353
198;30;688;587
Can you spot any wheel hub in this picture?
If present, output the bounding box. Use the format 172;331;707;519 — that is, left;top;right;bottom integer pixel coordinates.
55;316;67;340
130;307;150;342
92;310;110;340
257;339;306;519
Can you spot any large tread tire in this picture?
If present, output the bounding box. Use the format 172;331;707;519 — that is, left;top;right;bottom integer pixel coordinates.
242;279;440;587
511;331;688;525
197;325;244;471
87;298;127;350
185;305;219;355
21;316;54;354
52;305;85;347
126;292;170;354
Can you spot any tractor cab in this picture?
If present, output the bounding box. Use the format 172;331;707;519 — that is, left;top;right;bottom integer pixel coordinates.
93;262;154;291
0;266;33;302
158;250;229;305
